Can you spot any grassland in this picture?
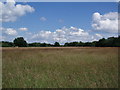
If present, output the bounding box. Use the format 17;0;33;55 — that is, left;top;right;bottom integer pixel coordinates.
2;47;118;88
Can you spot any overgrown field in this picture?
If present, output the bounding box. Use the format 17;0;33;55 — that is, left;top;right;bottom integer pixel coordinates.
2;47;118;88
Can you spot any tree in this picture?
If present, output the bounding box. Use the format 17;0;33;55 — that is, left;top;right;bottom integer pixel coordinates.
2;41;14;47
64;42;69;47
78;41;84;46
41;43;47;47
84;42;93;47
54;42;60;47
13;37;28;47
96;38;106;47
28;43;41;47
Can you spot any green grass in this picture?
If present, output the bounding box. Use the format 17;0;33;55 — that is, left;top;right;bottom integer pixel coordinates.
2;47;118;88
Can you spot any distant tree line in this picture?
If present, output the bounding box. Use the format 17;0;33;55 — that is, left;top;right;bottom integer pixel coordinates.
1;36;120;47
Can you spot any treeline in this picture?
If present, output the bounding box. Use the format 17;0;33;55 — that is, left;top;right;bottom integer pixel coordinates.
1;36;120;47
64;37;120;47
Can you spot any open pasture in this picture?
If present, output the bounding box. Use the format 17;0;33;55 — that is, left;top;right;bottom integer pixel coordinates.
2;47;118;88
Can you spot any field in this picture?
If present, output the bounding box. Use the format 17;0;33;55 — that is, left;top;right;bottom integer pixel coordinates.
2;47;118;88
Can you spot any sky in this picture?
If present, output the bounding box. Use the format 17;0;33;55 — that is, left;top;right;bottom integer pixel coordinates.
0;0;119;44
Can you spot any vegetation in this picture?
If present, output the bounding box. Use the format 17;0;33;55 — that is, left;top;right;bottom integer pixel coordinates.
54;42;60;47
28;43;52;47
1;36;120;47
0;41;14;47
2;47;118;88
13;37;28;47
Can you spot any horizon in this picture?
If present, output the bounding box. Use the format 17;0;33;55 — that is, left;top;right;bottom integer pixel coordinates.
1;36;119;44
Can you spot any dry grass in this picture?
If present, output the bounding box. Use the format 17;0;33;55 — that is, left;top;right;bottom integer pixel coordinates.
2;47;118;88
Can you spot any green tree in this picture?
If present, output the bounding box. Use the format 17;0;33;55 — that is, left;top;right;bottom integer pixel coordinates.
13;37;28;47
96;38;106;47
2;41;14;47
54;42;60;47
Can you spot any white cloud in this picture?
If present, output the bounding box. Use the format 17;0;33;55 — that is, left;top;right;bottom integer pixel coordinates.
69;26;88;36
31;26;93;44
40;17;47;21
19;28;28;31
0;0;35;22
92;12;118;33
95;33;103;38
1;27;17;36
5;29;17;36
1;26;117;43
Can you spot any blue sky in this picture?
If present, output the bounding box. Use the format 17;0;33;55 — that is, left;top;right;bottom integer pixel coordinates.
1;1;118;44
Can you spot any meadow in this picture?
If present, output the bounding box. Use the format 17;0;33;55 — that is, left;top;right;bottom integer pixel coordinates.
2;47;118;88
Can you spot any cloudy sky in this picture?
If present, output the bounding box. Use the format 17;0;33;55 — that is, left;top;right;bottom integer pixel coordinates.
0;0;118;44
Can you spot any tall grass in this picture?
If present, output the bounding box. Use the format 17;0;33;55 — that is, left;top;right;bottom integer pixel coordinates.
2;47;118;88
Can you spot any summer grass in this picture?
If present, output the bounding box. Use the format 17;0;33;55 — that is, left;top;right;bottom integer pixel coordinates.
2;47;118;88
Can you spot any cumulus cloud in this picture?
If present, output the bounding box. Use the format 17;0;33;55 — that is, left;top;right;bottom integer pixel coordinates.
1;27;17;36
19;28;28;31
0;0;35;22
5;28;17;36
95;33;103;38
31;26;93;44
40;17;47;21
92;12;118;33
1;26;110;43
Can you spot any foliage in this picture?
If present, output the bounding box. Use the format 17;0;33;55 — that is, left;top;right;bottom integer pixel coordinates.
1;36;120;47
28;43;53;47
1;41;14;47
13;37;28;47
64;36;120;47
54;42;60;47
95;36;120;47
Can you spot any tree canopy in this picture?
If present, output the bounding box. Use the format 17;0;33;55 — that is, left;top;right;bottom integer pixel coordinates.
1;36;120;47
13;37;28;47
54;42;60;47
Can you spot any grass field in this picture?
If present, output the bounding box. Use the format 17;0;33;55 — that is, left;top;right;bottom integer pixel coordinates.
2;47;118;88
